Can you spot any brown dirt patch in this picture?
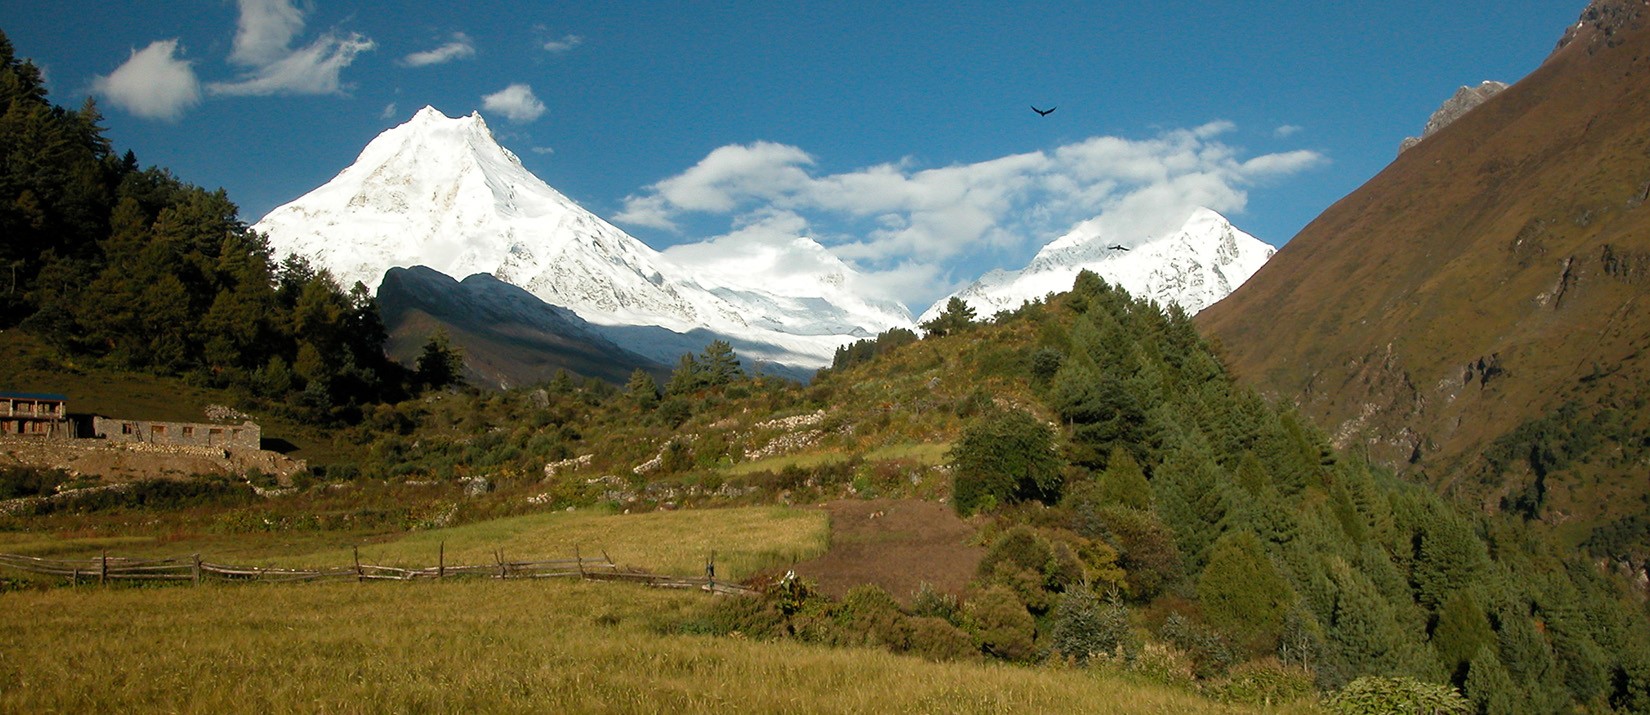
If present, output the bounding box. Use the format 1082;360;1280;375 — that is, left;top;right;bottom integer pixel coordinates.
788;498;983;603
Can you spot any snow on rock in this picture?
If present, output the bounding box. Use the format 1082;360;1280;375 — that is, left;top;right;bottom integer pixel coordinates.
919;207;1274;324
254;107;912;372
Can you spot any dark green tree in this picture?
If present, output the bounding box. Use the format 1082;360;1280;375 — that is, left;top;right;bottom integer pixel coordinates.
1197;530;1295;653
1097;447;1152;510
700;339;743;386
949;409;1061;514
415;329;465;390
625;368;660;409
920;296;976;337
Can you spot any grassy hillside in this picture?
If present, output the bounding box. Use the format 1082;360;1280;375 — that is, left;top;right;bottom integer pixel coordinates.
1196;3;1650;545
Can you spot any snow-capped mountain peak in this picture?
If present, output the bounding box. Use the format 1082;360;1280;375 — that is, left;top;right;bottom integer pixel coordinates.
920;207;1274;323
254;107;911;373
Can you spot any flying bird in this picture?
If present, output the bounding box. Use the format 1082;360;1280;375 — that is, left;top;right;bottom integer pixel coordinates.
1031;105;1056;116
1108;244;1130;252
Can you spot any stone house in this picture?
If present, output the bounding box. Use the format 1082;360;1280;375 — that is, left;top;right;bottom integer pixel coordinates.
91;417;261;452
0;391;73;439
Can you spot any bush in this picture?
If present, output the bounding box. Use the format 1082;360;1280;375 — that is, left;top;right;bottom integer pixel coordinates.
1212;658;1317;706
910;582;962;625
965;585;1036;662
905;616;979;662
1051;586;1138;664
0;466;69;499
1325;676;1470;715
950;409;1061;514
1160;614;1238;679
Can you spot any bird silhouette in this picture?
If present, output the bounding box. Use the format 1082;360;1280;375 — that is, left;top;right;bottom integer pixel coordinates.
1031;105;1056;116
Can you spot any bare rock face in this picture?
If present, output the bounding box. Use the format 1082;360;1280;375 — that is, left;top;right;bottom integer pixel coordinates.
1556;0;1650;54
1398;81;1509;154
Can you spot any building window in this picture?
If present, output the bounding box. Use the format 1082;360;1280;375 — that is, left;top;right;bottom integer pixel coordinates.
182;426;194;437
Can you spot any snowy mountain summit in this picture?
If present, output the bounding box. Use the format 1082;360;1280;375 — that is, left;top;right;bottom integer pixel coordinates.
254;107;911;373
919;208;1274;323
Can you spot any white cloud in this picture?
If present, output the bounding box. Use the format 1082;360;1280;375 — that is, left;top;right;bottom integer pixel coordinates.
93;40;201;121
481;84;546;123
620;123;1326;307
403;33;475;67
210;32;374;96
381;102;398;119
542;34;583;53
228;0;305;67
210;0;374;96
1274;124;1304;138
530;146;555;155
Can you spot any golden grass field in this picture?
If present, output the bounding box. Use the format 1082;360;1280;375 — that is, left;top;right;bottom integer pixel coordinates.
0;579;1290;714
0;505;1313;713
272;505;830;579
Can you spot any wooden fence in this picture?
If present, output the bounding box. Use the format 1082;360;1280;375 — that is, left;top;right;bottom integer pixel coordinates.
0;547;752;595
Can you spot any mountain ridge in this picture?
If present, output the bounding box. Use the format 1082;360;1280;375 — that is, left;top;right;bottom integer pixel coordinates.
1197;2;1650;533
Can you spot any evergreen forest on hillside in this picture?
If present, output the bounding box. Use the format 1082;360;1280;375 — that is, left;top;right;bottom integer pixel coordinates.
0;32;456;424
4;26;1650;714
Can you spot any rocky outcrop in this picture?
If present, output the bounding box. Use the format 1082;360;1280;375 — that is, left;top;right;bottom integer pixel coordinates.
1556;0;1650;54
1398;81;1508;154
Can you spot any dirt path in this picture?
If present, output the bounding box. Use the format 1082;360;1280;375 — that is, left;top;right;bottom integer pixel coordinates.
789;498;983;603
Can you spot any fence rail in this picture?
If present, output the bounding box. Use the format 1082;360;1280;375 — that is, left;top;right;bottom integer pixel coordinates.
0;548;752;594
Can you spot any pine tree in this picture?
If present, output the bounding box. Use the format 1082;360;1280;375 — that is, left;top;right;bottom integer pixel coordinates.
625;368;660;410
666;353;703;395
1097;447;1151;510
700;339;743;386
1197;530;1295;653
920;296;976;337
415;329;465;390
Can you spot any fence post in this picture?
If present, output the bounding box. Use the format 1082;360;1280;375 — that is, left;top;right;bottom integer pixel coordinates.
100;550;107;586
576;545;585;579
192;554;202;585
707;550;716;591
438;541;445;580
354;545;362;583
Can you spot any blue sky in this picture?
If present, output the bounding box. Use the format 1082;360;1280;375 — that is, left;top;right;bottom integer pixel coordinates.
2;1;1581;309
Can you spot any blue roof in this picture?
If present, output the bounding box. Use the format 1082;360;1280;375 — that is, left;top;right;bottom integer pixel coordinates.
0;391;68;401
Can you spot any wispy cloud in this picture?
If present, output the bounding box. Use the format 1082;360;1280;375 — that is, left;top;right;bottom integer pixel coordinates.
93;40;201;121
227;0;305;67
530;146;555;155
1273;124;1303;138
381;102;398;119
620;123;1327;307
542;34;583;53
209;0;374;96
402;33;475;67
481;83;546;123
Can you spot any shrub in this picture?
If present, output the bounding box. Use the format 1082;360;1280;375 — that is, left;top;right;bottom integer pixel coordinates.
905;616;979;662
1160;614;1238;679
1325;676;1471;715
0;466;69;499
965;585;1036;662
950;409;1061;514
1051;586;1138;665
1212;658;1317;707
910;582;962;625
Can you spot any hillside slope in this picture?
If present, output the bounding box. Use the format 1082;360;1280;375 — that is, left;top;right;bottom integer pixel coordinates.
1198;2;1650;531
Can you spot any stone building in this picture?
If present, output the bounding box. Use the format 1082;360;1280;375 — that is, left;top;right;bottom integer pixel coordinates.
0;392;73;439
91;417;261;452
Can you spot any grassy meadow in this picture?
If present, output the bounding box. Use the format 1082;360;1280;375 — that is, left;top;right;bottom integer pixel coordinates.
0;579;1294;714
